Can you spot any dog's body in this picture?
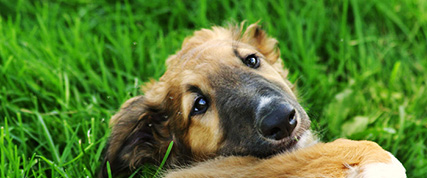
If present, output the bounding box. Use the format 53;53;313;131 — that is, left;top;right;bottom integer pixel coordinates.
165;139;405;178
100;23;406;178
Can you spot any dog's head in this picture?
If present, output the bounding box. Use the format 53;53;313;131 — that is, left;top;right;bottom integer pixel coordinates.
101;23;311;176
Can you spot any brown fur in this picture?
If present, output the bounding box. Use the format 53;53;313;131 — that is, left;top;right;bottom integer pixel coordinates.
164;139;392;178
100;23;405;178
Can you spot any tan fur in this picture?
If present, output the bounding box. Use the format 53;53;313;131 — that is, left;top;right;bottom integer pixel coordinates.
165;139;394;178
186;97;222;158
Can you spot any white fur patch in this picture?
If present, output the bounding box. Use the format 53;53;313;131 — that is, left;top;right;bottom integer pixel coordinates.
346;152;406;178
257;96;273;113
295;130;319;149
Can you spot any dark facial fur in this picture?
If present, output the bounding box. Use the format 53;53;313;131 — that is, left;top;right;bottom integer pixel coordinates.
211;63;310;158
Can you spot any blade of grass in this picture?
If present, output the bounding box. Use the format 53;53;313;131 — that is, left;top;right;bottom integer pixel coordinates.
36;113;60;164
106;161;112;178
350;0;366;63
153;141;174;178
1;124;6;177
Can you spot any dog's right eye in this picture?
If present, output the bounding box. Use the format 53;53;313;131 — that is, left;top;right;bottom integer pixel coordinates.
191;96;209;116
243;54;260;69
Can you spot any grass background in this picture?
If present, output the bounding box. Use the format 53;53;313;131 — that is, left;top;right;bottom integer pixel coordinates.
0;0;426;177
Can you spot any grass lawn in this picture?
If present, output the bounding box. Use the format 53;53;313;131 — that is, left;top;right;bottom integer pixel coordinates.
0;0;426;177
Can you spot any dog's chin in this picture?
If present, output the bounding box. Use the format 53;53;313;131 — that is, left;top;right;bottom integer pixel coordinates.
217;136;299;159
266;137;300;157
255;129;311;159
242;136;296;159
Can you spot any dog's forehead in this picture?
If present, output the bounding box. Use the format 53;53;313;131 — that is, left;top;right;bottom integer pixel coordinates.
173;40;256;70
161;39;267;96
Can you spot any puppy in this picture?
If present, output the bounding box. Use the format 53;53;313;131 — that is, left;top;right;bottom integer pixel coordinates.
100;23;406;178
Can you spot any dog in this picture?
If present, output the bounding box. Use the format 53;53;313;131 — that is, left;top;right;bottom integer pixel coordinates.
100;23;406;178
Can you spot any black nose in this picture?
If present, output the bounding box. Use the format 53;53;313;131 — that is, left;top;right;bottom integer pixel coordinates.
259;103;297;140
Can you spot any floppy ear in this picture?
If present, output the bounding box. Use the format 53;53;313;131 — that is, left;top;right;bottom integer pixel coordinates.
99;94;173;177
241;23;280;63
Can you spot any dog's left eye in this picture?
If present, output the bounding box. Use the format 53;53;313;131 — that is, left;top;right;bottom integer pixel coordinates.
244;54;260;69
191;96;209;116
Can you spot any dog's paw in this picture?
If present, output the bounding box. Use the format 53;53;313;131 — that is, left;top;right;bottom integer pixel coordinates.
347;152;406;178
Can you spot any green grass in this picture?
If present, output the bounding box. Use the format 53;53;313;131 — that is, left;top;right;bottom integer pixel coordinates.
0;0;426;177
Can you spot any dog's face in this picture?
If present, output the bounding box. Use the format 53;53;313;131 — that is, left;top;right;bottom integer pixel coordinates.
101;24;311;176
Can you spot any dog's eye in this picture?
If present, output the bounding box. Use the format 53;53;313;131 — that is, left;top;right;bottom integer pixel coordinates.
191;96;209;116
244;54;260;69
